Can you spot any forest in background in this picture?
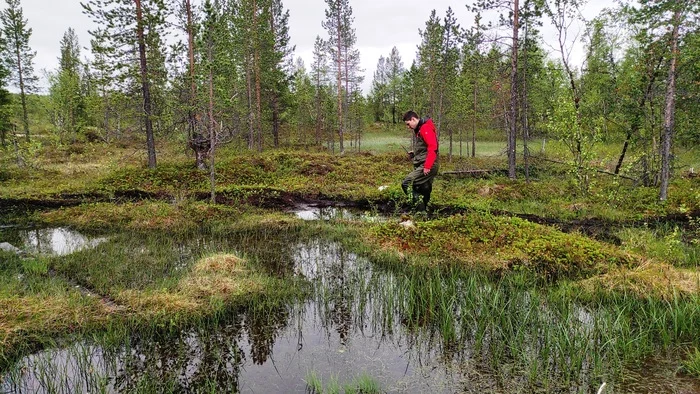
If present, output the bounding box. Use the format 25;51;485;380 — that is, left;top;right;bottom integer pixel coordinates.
0;0;697;201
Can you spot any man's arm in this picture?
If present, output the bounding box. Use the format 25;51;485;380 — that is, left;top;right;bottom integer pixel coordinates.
420;123;438;171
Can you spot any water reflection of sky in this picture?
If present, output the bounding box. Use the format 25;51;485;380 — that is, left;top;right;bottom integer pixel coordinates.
5;228;106;256
2;234;698;394
293;205;385;223
1;238;464;394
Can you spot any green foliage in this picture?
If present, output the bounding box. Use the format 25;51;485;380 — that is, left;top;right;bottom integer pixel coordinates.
682;348;700;378
368;212;633;281
21;257;49;276
0;0;38;140
47;28;86;142
547;95;601;193
304;371;383;394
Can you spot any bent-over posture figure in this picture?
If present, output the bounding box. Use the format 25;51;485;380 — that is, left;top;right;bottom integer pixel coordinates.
402;110;439;211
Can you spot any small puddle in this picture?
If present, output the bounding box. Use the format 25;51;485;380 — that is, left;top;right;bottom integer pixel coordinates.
0;227;106;256
293;204;384;223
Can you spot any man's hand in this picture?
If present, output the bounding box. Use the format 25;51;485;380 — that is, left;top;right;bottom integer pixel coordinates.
423;167;431;175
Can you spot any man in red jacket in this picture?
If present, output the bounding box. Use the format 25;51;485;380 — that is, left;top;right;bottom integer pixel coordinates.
402;110;439;212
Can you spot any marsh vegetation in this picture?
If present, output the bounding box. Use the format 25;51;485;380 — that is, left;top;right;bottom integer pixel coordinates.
1;128;698;393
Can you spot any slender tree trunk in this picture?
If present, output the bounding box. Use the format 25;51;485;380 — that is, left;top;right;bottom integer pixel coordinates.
269;10;280;148
344;46;350;153
521;25;530;183
185;0;206;169
135;0;156;168
508;0;519;180
252;0;263;152
102;86;110;140
660;9;681;201
335;11;344;154
472;76;477;158
614;56;663;175
254;53;263;152
14;43;29;142
208;46;216;203
315;89;322;145
246;59;254;150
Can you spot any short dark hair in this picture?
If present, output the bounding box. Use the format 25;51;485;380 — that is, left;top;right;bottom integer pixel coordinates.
402;110;419;122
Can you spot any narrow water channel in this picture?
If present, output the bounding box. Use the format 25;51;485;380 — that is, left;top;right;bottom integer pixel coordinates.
1;220;698;393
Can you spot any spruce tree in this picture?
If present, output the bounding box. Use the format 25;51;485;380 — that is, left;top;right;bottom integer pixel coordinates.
322;0;358;154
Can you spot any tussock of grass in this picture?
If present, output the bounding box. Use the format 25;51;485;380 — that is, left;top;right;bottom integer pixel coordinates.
0;294;109;362
112;253;270;317
682;348;700;378
577;261;700;299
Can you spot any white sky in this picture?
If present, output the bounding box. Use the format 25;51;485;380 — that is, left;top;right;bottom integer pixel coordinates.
12;0;611;94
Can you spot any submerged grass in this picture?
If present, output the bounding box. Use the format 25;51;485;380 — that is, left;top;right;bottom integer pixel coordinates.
0;213;308;370
304;371;383;394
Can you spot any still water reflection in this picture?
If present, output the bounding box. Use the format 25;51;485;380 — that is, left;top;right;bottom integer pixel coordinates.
0;227;106;256
1;237;464;393
1;228;698;393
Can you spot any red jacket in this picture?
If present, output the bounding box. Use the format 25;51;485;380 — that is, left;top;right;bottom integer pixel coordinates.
415;118;438;170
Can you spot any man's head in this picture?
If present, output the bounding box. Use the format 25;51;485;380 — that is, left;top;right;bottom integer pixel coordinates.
403;110;419;130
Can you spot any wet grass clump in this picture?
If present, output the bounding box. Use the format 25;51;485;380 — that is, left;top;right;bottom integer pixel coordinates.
362;212;634;281
305;371;383;394
0;216;309;371
683;349;700;378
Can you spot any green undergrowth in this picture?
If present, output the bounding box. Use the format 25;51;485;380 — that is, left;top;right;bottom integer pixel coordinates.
3;145;697;224
359;212;634;281
683;348;700;378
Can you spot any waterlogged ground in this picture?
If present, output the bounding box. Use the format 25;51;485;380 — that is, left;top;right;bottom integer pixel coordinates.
1;214;699;393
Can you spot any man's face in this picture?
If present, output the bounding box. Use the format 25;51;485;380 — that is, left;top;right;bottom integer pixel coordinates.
405;117;419;130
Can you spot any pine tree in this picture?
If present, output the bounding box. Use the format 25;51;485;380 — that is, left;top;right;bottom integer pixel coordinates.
48;28;85;142
439;7;460;159
416;10;443;120
369;55;388;122
0;0;37;142
311;36;329;147
82;0;170;168
266;0;293;147
386;46;404;124
0;51;10;149
322;0;358;154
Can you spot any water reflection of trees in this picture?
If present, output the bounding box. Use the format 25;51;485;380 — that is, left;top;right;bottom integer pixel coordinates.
110;301;292;392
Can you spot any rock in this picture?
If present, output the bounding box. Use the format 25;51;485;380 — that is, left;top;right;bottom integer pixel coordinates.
0;242;22;254
399;220;415;229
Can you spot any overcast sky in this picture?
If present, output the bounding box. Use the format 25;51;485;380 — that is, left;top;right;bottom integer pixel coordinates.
13;0;610;94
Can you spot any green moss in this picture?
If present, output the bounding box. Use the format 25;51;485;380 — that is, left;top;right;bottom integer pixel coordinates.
363;212;634;280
